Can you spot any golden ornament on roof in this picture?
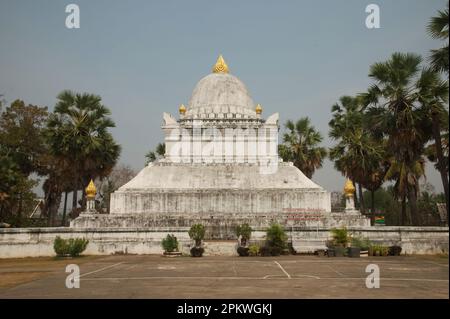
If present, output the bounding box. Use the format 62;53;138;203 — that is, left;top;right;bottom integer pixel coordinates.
179;103;186;115
344;179;355;196
86;179;97;199
255;104;262;115
212;55;229;73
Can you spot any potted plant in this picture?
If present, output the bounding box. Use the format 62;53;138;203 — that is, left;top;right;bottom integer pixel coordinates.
161;234;181;256
248;244;260;256
236;223;252;246
329;228;349;257
235;223;252;256
188;224;205;257
265;223;288;256
349;236;371;258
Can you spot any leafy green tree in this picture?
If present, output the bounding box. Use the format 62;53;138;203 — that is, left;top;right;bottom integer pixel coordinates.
0;100;48;221
278;117;327;178
145;143;165;165
0;100;48;176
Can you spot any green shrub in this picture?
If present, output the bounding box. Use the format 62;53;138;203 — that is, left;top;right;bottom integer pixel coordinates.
370;244;389;256
266;223;288;250
248;244;260;256
235;224;252;246
350;236;371;250
188;224;205;247
53;236;89;257
161;234;179;253
53;236;70;256
330;228;349;247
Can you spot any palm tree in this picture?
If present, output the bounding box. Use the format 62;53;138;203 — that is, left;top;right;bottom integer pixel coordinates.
278;117;327;179
361;53;432;225
145;143;165;165
46;90;120;217
427;2;449;74
384;158;426;225
329;96;386;216
416;68;449;223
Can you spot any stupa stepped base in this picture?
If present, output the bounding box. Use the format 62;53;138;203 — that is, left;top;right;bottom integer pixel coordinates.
70;211;370;239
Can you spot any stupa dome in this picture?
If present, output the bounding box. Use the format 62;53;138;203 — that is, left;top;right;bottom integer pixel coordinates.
184;56;257;119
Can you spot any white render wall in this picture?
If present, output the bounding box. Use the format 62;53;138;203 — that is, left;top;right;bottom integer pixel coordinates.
0;226;447;258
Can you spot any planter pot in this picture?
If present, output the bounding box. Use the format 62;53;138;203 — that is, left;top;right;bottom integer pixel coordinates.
334;247;345;257
360;250;369;257
327;248;335;257
163;251;182;257
237;246;249;257
347;247;360;258
389;246;402;256
190;247;204;257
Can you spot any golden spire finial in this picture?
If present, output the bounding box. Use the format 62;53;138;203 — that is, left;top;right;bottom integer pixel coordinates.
86;179;97;199
255;104;262;115
179;103;186;115
344;179;355;197
212;55;229;73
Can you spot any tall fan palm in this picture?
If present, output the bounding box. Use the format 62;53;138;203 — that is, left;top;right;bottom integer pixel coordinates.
361;53;431;225
278;117;327;179
427;3;449;74
416;68;449;222
46;90;120;216
384;158;426;225
329;96;386;216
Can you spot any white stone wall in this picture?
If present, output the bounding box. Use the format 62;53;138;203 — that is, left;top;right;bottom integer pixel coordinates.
0;226;447;258
110;189;331;215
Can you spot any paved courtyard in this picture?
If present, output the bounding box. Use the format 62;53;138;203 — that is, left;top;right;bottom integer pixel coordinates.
0;255;448;299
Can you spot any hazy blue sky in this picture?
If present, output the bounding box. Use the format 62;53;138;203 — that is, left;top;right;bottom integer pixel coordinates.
0;0;447;192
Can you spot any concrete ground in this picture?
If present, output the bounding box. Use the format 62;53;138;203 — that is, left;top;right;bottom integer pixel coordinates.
0;254;448;299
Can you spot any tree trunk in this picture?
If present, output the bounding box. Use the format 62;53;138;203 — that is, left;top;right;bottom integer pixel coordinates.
401;197;407;226
408;186;419;226
358;183;365;214
17;193;22;221
72;186;78;211
431;112;449;225
371;190;375;220
49;192;62;226
61;191;68;226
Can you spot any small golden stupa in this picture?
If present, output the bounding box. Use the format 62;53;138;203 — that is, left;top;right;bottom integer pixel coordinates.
179;103;186;115
85;179;97;199
255;104;262;115
212;55;229;73
344;179;355;197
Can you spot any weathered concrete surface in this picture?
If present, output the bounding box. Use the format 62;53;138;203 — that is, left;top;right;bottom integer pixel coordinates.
0;255;448;298
108;163;331;216
0;226;447;258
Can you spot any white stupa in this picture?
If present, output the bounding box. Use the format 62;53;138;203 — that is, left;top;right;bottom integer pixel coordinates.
72;56;369;231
